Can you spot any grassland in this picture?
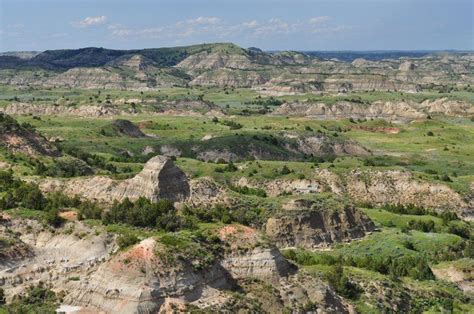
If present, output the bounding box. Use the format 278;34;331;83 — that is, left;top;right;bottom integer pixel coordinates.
8;99;473;194
0;85;472;312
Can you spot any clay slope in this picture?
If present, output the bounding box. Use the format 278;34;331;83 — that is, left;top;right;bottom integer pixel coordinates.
273;98;473;120
195;134;370;163
266;199;375;249
0;218;352;313
0;113;60;157
108;119;147;138
317;169;473;221
41;155;190;203
1;102;120;118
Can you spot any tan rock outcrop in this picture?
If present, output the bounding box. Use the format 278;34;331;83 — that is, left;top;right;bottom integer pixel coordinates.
273;101;427;121
266;200;375;249
41;155;190;203
313;169;473;221
0;113;60;157
272;98;473;120
2;102;120;117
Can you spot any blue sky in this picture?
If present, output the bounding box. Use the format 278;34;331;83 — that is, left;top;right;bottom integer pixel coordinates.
0;0;472;52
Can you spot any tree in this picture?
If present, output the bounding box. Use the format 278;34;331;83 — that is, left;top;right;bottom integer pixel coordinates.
280;165;291;175
326;263;360;299
45;208;64;227
0;288;5;305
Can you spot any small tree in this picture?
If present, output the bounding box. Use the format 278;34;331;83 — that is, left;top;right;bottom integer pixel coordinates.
280;165;291;175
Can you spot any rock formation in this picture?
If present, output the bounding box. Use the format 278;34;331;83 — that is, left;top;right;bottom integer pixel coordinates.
1;102;121;118
314;169;473;221
266;199;375;249
0;218;353;313
272;98;473;120
0;113;60;157
109;119;146;138
41;155;190;203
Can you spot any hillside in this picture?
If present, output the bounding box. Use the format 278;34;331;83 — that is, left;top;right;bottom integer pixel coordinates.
1;43;472;93
0;42;472;313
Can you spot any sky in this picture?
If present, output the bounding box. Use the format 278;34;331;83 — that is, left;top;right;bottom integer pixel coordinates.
0;0;472;52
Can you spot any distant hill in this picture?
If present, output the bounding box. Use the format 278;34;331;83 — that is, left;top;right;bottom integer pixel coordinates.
0;43;248;71
0;43;471;93
0;51;41;59
293;50;472;62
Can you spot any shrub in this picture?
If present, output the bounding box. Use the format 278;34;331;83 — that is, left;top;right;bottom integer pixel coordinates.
280;165;291;175
326;263;360;299
406;219;436;233
103;197;186;232
117;233;139;249
447;221;471;239
229;185;267;197
441;174;452;182
215;161;238;173
221;120;242;130
77;200;103;220
45;208;64;227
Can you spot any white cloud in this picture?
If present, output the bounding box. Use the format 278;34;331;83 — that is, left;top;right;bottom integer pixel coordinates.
108;15;352;41
309;16;330;24
242;20;258;29
108;24;164;38
252;18;294;36
312;24;353;34
180;16;221;26
72;16;107;28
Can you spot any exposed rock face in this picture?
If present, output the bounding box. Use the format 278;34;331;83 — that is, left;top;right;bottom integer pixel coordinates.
110;119;146;137
432;260;474;297
0;218;115;302
2;46;473;91
312;169;473;221
343;169;472;219
272;99;473;120
294;135;371;156
153;99;224;116
159;145;181;157
0;215;353;313
195;134;369;163
0;113;60;157
108;54;156;71
45;68;128;89
187;177;229;207
189;69;267;87
66;238;232;313
273;101;427;121
1;99;226;118
197;149;239;163
399;61;416;71
419;98;474;116
266;200;375;249
41;155;190;203
236;177;323;197
176;51;254;71
1;102;121;117
218;225;295;282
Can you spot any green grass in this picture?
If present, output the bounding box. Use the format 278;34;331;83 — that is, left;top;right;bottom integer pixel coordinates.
4;208;47;220
362;208;444;229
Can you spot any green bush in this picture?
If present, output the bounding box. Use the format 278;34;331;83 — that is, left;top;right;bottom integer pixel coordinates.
117;233;139;249
326;263;360;299
229;185;267;197
103;197;188;232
